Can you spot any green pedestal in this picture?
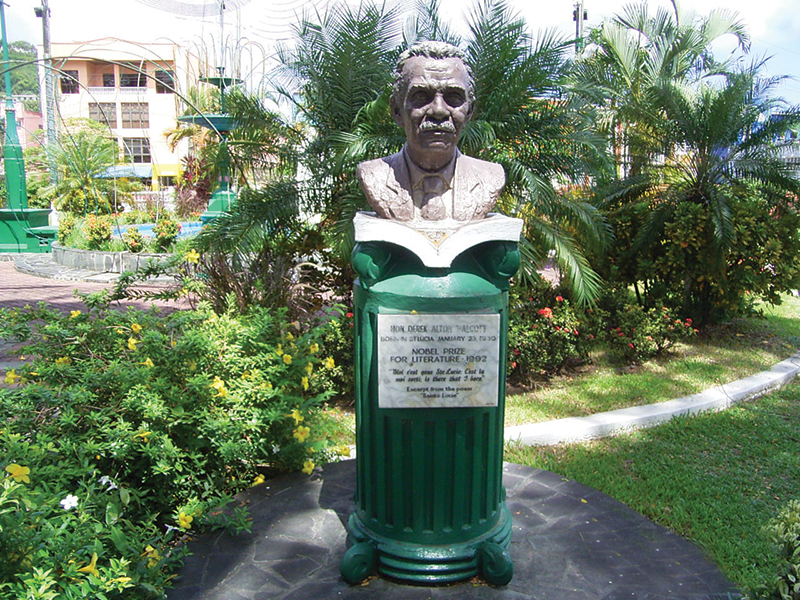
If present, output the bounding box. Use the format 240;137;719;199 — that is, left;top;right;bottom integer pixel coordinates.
342;236;519;586
0;209;55;253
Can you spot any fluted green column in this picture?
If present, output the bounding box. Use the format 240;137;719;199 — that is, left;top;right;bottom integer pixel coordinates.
341;240;518;586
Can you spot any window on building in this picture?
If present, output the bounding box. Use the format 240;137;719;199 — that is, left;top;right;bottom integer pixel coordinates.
102;73;115;88
155;70;175;93
89;102;117;128
122;137;151;163
120;64;146;88
60;70;79;94
120;103;149;128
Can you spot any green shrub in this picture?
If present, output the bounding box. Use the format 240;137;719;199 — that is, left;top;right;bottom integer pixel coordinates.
152;217;181;251
122;226;145;253
604;304;697;364
762;500;800;600
84;214;112;249
0;298;345;598
507;281;592;384
595;186;800;326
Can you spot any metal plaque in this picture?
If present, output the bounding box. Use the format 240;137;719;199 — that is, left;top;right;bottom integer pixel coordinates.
377;313;501;408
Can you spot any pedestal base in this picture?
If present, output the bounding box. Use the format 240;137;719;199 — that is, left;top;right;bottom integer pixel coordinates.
341;504;513;586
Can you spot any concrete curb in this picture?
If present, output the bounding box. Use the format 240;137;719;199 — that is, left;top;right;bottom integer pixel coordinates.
504;353;800;446
13;253;174;285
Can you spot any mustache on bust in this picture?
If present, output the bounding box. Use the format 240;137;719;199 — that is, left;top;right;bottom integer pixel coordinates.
418;120;457;134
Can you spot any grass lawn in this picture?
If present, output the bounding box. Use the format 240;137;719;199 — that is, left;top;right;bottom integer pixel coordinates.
505;381;800;595
505;295;800;425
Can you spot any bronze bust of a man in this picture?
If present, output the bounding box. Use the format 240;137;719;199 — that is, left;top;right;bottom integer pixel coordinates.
357;42;505;223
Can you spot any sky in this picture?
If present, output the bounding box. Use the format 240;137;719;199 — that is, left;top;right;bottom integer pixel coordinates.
4;0;800;105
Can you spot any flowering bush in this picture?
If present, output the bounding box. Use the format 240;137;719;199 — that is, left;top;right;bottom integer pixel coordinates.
311;306;355;404
0;298;345;598
122;225;145;253
83;214;112;249
57;213;76;245
604;305;697;364
152;217;181;251
507;283;592;385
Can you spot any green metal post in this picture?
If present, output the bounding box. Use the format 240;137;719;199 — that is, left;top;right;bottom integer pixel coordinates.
1;0;28;210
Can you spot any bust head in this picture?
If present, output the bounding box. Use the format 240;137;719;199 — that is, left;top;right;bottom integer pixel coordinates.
391;42;475;172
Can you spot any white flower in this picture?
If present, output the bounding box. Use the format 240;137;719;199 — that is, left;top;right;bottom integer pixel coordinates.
99;476;118;490
60;494;79;511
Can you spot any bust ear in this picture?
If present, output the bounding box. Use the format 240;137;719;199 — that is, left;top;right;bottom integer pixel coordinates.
390;96;404;128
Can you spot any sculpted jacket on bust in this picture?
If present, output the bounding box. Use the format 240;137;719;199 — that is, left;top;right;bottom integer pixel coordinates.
357;148;505;222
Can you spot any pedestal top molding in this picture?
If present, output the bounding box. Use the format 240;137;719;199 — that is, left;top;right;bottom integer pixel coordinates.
353;212;523;269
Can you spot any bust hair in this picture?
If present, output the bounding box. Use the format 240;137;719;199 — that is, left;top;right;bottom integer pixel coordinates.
391;41;475;104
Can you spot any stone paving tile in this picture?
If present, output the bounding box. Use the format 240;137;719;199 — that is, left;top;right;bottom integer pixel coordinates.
167;460;742;600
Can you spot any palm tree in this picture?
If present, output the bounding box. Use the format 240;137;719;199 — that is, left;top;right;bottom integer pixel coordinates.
198;0;612;307
44;118;139;215
572;0;750;178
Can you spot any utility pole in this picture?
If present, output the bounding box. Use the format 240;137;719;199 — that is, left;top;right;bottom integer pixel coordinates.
34;0;57;184
573;0;588;53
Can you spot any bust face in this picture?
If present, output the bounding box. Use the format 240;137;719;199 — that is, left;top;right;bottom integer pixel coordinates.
392;56;473;172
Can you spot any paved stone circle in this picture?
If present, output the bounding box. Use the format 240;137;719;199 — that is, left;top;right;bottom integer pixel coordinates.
168;460;741;600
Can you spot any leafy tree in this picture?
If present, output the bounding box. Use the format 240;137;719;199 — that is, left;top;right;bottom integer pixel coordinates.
7;41;40;111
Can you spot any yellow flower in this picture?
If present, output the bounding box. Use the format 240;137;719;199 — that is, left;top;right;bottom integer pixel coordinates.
185;249;201;264
77;552;100;577
211;376;225;391
241;370;252;380
288;409;304;425
4;369;21;385
275;344;283;356
5;463;30;483
302;459;315;475
338;445;352;457
305;363;313;376
70;310;81;319
130;323;143;335
55;356;72;366
309;343;319;354
301;376;309;391
113;577;133;584
285;332;294;341
143;545;161;569
171;340;177;348
142;358;154;368
323;357;335;370
215;386;228;398
178;512;193;530
133;431;152;442
283;354;293;365
251;474;265;487
293;426;310;443
127;337;138;351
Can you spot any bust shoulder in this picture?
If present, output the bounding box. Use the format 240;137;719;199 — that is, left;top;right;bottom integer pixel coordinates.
457;153;505;189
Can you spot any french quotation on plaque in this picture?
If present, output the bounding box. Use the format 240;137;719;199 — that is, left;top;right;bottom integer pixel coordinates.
377;313;501;408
